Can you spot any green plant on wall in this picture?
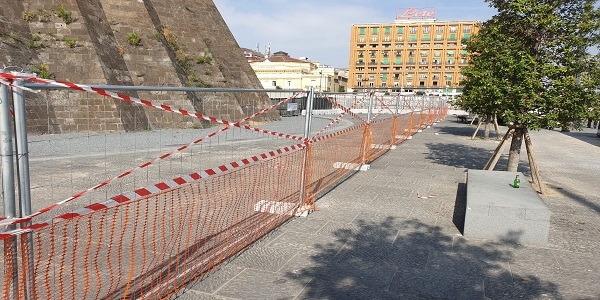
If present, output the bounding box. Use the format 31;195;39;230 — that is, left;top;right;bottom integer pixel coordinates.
176;52;192;73
26;34;45;49
126;32;141;46
38;10;51;22
32;63;53;79
22;10;37;22
57;5;73;24
65;37;77;48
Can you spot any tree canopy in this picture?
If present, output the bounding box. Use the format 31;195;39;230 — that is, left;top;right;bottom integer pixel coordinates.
459;0;600;131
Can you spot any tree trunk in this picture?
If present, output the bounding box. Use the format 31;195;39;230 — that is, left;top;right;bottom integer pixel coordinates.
493;115;500;140
483;115;491;140
507;126;524;172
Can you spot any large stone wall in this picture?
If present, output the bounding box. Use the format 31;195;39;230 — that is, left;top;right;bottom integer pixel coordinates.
0;0;277;134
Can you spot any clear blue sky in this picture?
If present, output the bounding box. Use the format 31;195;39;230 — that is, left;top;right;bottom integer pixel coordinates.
213;0;498;68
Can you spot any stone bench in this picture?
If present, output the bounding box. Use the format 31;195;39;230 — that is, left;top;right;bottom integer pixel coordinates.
464;170;550;245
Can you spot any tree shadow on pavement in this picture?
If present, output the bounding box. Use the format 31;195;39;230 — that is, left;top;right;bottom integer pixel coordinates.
287;217;561;299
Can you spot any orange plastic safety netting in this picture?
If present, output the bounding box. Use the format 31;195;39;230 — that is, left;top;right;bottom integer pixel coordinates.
0;74;447;299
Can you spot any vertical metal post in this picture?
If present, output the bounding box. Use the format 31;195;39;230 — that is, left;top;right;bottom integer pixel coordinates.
0;70;19;299
13;78;35;299
303;87;315;139
394;93;400;115
299;87;315;209
366;91;374;122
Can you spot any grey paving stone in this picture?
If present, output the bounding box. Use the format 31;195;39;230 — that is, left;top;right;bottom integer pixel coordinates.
229;246;298;272
388;268;485;299
214;268;308;300
186;263;245;294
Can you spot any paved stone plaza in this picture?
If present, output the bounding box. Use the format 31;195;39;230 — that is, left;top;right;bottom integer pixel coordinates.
174;117;600;300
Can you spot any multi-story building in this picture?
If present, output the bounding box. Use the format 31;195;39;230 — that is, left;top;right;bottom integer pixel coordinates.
348;8;480;94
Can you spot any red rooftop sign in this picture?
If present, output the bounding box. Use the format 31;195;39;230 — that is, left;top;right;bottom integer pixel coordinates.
396;7;436;20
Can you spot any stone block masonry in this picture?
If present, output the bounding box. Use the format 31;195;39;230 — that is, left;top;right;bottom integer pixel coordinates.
0;0;278;134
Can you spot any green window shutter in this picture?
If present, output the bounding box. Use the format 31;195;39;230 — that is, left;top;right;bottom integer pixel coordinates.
383;58;389;64
382;74;388;80
435;34;442;41
395;58;401;64
359;28;365;35
397;27;403;34
449;33;456;41
385;27;391;34
372;28;378;34
422;34;429;41
461;50;468;56
410;35;416;41
463;34;470;40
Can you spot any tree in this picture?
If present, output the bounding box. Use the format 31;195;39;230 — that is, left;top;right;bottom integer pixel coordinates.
458;0;600;188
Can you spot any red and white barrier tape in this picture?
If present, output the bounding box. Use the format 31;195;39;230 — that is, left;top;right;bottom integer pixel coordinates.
0;142;306;239
0;72;309;227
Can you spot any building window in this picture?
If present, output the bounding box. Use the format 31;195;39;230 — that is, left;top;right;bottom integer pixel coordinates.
395;58;401;65
410;27;417;34
449;26;457;33
447;58;454;64
409;35;416;41
369;75;375;80
463;33;470;40
434;50;441;57
397;27;404;34
359;28;366;35
435;34;443;41
371;36;378;42
359;36;365;42
422;34;430;41
449;33;456;41
381;82;387;87
423;26;430;33
369;82;374;87
396;36;403;42
384;36;390;42
372;28;378;34
420;51;428;57
385;27;391;34
287;81;292;87
436;26;444;33
272;81;277;87
383;58;389;65
447;50;455;57
464;25;471;33
381;74;388;80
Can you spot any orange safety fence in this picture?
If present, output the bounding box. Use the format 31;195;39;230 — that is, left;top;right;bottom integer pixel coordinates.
0;75;447;299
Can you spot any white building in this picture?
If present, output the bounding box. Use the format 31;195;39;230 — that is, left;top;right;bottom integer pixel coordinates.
249;51;335;91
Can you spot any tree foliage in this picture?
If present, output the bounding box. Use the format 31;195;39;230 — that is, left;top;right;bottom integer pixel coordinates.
459;0;600;131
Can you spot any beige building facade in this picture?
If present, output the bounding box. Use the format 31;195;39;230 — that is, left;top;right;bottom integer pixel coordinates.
249;51;335;91
348;8;479;94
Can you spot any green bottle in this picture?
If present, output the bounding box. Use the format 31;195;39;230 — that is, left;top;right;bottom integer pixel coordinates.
513;175;520;188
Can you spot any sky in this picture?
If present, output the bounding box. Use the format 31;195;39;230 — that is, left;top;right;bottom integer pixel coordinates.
212;0;498;68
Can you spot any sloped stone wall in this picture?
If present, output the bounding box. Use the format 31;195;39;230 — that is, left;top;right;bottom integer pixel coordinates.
0;0;277;134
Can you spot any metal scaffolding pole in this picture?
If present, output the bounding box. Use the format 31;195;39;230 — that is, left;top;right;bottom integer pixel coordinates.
0;70;19;299
13;78;35;299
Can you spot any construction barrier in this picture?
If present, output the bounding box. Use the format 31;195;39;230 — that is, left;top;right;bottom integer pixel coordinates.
0;72;447;299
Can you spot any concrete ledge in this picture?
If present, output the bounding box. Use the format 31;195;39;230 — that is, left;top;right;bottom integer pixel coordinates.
464;170;550;245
